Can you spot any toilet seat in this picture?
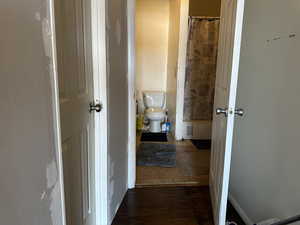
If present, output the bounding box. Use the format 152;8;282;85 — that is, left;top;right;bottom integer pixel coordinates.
146;107;165;113
145;108;165;120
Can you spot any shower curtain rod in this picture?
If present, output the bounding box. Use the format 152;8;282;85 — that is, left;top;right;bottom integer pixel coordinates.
189;16;220;19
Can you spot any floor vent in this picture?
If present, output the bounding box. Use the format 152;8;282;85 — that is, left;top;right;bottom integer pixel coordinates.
186;125;193;137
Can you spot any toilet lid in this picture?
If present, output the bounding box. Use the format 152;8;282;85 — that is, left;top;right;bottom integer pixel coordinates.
146;107;165;114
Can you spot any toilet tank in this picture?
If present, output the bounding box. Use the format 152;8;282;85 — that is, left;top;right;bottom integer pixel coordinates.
143;91;165;108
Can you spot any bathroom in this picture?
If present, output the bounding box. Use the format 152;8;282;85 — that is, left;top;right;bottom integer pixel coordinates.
134;0;221;186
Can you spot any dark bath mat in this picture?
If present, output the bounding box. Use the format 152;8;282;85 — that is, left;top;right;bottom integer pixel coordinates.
141;132;168;142
191;139;211;150
137;143;176;167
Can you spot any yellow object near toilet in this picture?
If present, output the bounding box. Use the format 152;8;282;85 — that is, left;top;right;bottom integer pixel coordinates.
136;114;144;131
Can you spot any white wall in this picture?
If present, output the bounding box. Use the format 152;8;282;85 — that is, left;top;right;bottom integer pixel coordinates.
135;0;170;108
230;0;300;224
106;0;129;223
0;0;64;224
166;0;181;136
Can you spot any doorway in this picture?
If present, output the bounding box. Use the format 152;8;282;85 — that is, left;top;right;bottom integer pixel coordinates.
127;0;246;224
131;0;220;187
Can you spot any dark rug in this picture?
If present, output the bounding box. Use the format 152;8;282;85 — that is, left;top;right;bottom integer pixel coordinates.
141;132;168;142
191;139;211;150
137;143;176;167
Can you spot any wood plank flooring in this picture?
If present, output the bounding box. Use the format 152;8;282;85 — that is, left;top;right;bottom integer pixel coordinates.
112;186;214;225
112;187;246;225
136;136;210;187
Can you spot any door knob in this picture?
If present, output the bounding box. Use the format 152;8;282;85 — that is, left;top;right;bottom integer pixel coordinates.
235;108;244;116
89;102;102;113
216;108;228;117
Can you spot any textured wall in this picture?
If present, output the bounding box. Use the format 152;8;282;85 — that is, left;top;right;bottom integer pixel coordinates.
0;0;64;224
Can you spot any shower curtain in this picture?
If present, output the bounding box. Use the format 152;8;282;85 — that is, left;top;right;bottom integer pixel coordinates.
183;17;220;121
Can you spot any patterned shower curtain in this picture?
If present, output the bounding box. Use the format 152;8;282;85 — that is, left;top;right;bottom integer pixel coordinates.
183;17;220;121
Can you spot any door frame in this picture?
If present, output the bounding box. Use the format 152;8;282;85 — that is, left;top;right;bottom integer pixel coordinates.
49;0;67;224
127;0;137;189
50;0;109;224
91;0;109;224
174;0;190;140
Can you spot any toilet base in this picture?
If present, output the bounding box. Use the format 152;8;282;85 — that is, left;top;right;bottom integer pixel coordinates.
149;120;162;133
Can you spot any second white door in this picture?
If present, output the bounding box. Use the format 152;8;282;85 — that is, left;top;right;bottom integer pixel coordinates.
210;0;245;225
54;0;96;224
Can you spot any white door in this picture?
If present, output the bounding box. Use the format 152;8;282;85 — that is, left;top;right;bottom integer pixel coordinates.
209;0;245;225
54;0;96;224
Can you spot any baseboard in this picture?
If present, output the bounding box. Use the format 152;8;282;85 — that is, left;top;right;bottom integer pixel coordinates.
228;193;254;225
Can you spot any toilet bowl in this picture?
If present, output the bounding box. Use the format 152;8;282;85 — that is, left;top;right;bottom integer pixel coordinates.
145;108;166;133
143;91;166;133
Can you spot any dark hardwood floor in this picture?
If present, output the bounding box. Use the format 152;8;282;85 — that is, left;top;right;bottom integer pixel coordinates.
112;186;214;225
112;187;245;225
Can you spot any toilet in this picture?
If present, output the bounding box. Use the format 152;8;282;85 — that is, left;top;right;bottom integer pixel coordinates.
143;91;166;133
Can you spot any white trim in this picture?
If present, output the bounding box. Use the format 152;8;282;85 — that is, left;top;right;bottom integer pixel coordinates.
175;0;189;140
49;0;67;224
127;0;136;189
228;193;253;225
91;0;109;224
